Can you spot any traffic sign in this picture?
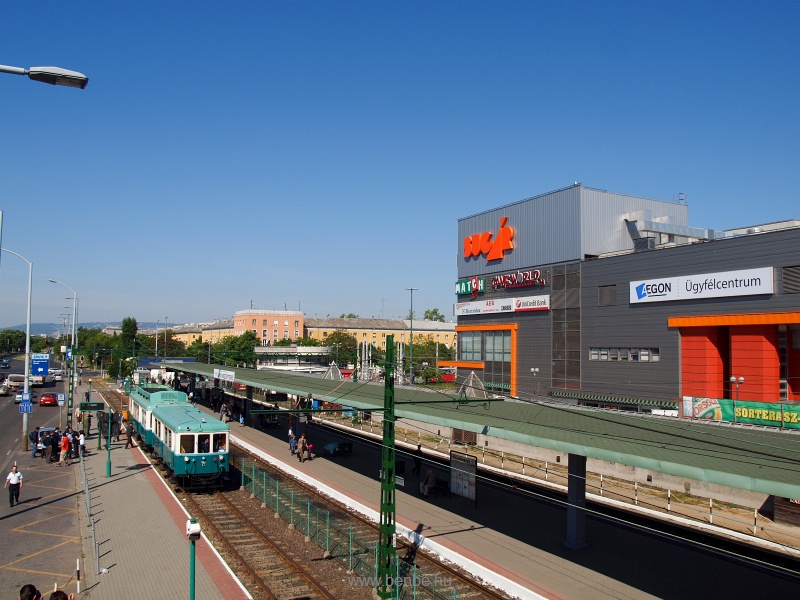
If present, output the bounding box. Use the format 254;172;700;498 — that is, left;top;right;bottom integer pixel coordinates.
31;353;49;376
21;393;31;403
19;403;32;413
80;402;105;411
66;348;73;361
57;393;66;402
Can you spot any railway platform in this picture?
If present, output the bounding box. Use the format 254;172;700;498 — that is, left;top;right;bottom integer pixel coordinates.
70;382;250;599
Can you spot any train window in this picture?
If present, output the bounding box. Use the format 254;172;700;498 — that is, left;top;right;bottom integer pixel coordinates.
198;434;210;453
213;434;227;452
167;429;172;446
180;434;195;454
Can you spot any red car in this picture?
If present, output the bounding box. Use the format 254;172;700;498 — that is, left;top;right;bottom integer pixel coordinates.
39;393;58;406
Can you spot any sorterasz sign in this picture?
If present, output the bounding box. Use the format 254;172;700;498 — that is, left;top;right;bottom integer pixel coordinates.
630;267;773;304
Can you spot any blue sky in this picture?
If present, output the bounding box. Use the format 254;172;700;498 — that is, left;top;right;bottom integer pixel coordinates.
1;1;797;329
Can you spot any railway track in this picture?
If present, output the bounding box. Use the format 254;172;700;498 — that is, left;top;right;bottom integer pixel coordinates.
100;386;512;599
182;489;337;600
231;445;513;600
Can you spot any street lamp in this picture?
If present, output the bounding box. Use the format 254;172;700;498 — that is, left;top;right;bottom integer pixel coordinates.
406;288;417;384
50;279;78;428
164;317;168;360
730;376;745;400
530;367;540;400
0;64;89;89
1;248;33;451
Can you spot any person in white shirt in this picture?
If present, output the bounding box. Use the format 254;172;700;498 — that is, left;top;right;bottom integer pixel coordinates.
5;465;23;507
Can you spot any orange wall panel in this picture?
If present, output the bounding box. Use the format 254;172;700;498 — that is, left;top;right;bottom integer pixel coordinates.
680;327;724;399
729;325;779;402
787;329;800;401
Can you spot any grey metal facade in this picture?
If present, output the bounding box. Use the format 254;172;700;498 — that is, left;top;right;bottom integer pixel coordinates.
581;227;800;401
455;184;800;404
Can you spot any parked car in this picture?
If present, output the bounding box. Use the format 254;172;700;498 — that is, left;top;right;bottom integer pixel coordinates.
0;358;10;368
39;393;58;406
34;427;57;458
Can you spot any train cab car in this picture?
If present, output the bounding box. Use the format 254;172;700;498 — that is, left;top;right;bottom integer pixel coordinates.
150;403;230;487
127;384;189;447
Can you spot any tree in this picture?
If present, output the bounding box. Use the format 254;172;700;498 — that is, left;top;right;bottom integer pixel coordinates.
322;330;358;366
423;308;446;322
120;317;138;349
339;313;359;318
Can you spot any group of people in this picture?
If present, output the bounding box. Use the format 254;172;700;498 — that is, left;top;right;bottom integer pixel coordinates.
17;583;74;600
288;428;313;462
29;426;85;467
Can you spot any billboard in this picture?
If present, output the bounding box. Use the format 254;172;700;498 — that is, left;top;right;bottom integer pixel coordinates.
630;267;773;304
683;396;800;429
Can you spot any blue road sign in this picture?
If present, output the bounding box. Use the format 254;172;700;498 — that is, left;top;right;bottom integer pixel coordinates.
66;348;72;361
21;393;31;403
19;403;32;413
57;393;66;402
31;353;49;376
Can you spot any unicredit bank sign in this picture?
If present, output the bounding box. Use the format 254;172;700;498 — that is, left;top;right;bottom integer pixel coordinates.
454;294;550;316
630;267;773;304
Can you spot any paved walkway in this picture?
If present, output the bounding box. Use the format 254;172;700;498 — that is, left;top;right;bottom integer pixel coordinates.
71;383;249;599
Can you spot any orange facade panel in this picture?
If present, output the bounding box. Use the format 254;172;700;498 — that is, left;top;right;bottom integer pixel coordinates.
680;327;724;399
729;325;780;402
669;312;800;328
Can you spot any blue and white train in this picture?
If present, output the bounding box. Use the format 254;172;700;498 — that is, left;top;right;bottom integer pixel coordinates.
128;384;230;487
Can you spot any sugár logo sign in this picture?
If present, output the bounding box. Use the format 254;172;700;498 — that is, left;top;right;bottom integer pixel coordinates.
463;217;514;262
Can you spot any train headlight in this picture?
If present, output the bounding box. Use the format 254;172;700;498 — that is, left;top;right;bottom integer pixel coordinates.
184;456;189;463
219;454;225;462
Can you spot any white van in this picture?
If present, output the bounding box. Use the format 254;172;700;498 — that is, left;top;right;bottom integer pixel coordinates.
6;374;26;390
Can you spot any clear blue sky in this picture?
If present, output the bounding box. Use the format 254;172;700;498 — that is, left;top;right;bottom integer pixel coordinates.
1;1;797;329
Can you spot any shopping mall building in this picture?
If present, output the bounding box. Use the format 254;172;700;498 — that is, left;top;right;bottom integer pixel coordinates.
445;184;800;412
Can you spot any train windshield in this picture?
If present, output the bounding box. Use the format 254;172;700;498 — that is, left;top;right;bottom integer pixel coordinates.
198;434;210;453
180;434;195;454
213;434;227;452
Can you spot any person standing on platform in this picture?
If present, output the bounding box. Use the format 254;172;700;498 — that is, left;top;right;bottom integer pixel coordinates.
5;465;23;507
296;434;307;463
42;431;53;463
420;469;436;497
29;427;40;458
125;421;135;448
412;444;423;476
57;434;70;466
78;431;86;457
288;428;296;455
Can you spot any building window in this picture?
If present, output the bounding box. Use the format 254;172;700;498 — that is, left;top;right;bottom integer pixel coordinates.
273;331;278;340
294;320;299;327
294;330;299;338
284;320;289;326
262;330;268;339
283;331;289;339
252;319;256;326
263;320;268;326
273;320;278;326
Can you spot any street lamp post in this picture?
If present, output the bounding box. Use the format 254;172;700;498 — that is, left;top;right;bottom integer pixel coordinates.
730;376;745;400
406;288;417;384
531;367;540;400
50;279;77;428
164;317;168;360
0;64;89;89
1;248;33;451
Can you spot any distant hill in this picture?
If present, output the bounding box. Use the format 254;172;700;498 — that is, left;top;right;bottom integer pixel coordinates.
1;322;177;336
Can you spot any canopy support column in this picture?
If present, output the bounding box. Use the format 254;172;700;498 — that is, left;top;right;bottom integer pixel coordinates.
565;453;588;549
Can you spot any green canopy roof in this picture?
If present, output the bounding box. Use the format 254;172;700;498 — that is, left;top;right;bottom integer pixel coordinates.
165;362;800;498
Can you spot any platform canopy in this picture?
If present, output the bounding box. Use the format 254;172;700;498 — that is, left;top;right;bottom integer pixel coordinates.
164;362;800;499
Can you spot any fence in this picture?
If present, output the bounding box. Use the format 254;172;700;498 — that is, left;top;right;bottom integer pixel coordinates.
238;456;461;599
